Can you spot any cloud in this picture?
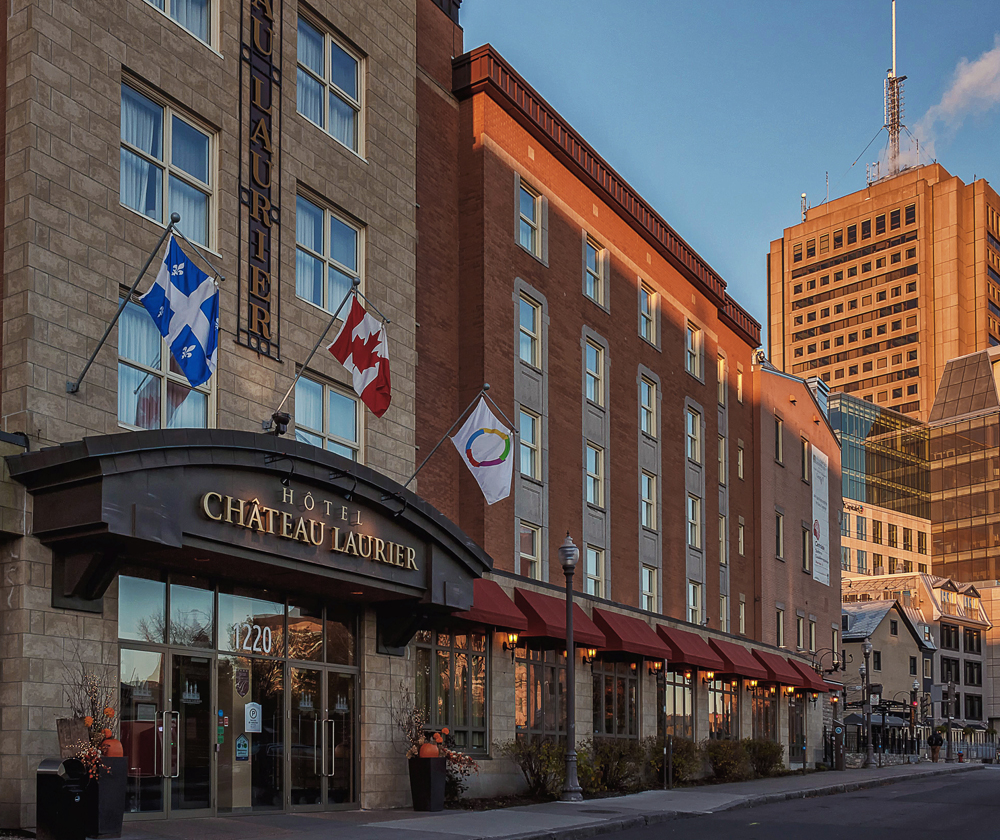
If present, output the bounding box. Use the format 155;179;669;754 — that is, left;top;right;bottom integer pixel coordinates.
913;34;1000;161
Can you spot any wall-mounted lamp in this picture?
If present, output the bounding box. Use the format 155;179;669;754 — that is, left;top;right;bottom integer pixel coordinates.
784;685;796;695
702;670;715;684
648;659;665;677
683;669;693;681
747;679;759;689
501;631;519;662
629;661;638;673
809;691;819;703
582;647;597;665
769;685;776;695
830;694;840;706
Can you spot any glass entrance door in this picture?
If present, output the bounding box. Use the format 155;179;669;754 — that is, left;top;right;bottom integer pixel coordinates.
170;655;213;813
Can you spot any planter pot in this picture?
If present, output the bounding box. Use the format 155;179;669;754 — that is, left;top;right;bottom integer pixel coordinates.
408;756;446;812
85;756;127;838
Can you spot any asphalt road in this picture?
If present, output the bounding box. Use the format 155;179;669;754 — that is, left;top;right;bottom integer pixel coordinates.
620;766;1000;840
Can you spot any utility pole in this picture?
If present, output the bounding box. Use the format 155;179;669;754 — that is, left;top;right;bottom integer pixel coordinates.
862;637;874;768
945;680;955;762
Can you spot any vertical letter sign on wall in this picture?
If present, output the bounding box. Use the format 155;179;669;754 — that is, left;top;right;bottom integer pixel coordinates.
811;447;830;586
238;0;281;358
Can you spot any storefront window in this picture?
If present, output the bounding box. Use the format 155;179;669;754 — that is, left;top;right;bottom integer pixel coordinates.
591;660;639;740
119;575;167;643
657;670;694;741
751;686;778;741
414;629;488;753
169;579;214;648
708;678;739;740
514;645;566;741
218;590;286;658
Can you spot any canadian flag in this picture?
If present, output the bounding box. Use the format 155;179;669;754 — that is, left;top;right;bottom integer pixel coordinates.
327;297;392;418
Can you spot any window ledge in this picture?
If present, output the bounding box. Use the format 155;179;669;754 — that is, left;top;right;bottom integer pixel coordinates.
120;204;223;260
516;242;547;267
518;358;543;374
519;474;544;488
298;112;368;164
143;1;225;60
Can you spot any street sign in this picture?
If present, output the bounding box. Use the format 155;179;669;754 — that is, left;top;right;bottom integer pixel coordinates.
870;694;881;706
870;683;883;695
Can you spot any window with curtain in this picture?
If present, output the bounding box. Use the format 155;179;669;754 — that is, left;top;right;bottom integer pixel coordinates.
295;194;362;314
515;646;566;741
657;670;694;740
591;659;639;740
297;17;363;153
414;629;488;754
118;299;211;430
145;0;211;44
294;374;362;460
708;679;739;740
120;83;213;247
751;686;777;741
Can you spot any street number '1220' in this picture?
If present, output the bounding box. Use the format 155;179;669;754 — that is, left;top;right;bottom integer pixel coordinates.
236;623;273;655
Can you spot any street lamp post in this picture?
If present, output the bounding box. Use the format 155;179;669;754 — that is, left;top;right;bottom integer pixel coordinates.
910;679;919;756
559;533;583;802
862;637;874;768
946;680;955;763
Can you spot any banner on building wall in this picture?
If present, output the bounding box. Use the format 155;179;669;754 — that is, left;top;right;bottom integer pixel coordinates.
812;448;830;586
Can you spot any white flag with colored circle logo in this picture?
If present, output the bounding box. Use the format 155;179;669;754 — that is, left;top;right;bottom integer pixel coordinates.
450;397;514;505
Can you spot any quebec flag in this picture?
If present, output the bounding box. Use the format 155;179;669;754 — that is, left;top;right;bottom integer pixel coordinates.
139;235;220;388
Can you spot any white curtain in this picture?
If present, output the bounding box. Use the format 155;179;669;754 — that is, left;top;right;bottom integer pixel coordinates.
297;19;325;127
120;300;161;367
120;86;163;219
169;177;208;246
171;0;209;42
166;382;207;428
296;197;324;305
329;92;356;149
295;378;324;440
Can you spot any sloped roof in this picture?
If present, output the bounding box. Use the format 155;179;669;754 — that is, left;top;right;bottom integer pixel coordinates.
842;601;895;639
929;351;999;422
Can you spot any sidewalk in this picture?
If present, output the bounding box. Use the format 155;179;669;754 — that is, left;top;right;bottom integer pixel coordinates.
119;762;984;840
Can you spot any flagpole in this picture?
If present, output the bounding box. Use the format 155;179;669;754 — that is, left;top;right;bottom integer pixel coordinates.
264;278;360;431
400;383;493;491
173;226;226;283
66;213;180;395
354;288;391;324
482;391;517;432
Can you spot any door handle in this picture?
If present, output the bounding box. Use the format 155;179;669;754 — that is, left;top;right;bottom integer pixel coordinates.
328;719;336;778
169;711;181;779
313;719;319;777
160;711;170;778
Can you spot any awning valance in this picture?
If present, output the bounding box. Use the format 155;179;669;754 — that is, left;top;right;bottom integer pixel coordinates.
593;609;671;659
787;658;832;692
452;579;527;631
514;588;605;648
709;639;768;680
753;651;808;687
656;626;723;671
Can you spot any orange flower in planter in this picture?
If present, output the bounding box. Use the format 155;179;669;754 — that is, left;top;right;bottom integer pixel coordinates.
432;732;443;744
83;716;94;727
441;728;449;735
102;728;112;739
104;707;115;718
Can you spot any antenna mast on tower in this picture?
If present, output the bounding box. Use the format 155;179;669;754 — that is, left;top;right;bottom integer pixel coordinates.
884;0;907;176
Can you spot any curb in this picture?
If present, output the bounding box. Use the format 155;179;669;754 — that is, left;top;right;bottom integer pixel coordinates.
491;764;984;840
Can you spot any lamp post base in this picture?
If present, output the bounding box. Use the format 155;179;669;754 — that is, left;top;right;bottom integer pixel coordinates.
560;753;583;802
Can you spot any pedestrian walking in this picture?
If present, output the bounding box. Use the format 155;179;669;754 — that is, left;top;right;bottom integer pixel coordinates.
928;729;943;763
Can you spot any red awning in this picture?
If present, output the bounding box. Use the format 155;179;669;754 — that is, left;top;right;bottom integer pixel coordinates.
709;639;768;680
787;658;832;692
593;609;671;659
656;626;724;671
514;588;606;648
451;579;528;631
753;651;808;687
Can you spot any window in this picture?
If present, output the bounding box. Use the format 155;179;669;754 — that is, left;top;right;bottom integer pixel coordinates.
719;515;727;565
639;284;655;342
873;520;883;545
719;595;729;633
965;660;983;687
145;0;212;42
518;295;540;366
737;366;744;402
518;183;541;255
686;409;702;462
923;658;932;679
658;670;693;741
847;224;857;244
856;516;867;541
738;518;745;557
776;609;784;647
905;204;916;225
801;526;811;573
297;18;362;152
875;214;886;235
585;238;605;303
717;356;726;405
294;376;361;459
737;442;745;479
833;229;843;249
861;219;871;239
965;694;983;721
775;512;784;560
515;646;566;740
586;444;604;507
890;619;898;636
890;209;901;229
591;660;638;739
800;437;810;481
856;550;867;573
872;650;881;671
751;686;777;741
909;656;917;676
640;378;656;437
819;234;829;254
585;341;604;405
941;656;960;682
964;627;982;654
296;195;362;313
118;299;211;430
685;323;702;378
687;496;702;549
774;416;784;463
718;436;727;485
641;566;657;612
414;629;488;752
793;243;803;263
519;410;539;479
739;599;746;634
796;616;804;649
120;83;213;246
809;620;816;653
519;522;540;580
903;528;913;552
687;581;702;624
708;680;740;740
585;546;604;597
641;472;656;529
888;523;898;548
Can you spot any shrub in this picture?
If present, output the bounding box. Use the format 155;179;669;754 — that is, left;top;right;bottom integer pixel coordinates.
742;738;784;778
648;736;703;784
576;742;602;794
496;737;565;797
587;738;646;793
704;738;750;782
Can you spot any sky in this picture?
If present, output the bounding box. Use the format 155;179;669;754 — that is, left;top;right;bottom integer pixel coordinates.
461;0;1000;346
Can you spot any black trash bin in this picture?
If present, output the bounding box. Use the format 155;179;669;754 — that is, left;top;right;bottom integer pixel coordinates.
36;758;87;840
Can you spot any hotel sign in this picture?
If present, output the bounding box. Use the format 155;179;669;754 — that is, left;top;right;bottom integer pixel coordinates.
238;0;281;358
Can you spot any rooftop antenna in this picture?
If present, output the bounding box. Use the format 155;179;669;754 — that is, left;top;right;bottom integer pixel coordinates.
825;171;829;203
884;0;907;176
801;192;807;222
